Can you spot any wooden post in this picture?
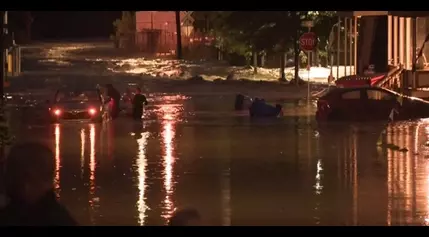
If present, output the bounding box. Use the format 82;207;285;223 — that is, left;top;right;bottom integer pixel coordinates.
353;17;358;75
175;11;182;60
280;50;285;81
393;16;398;66
406;17;412;70
0;11;4;196
344;18;348;77
336;17;341;79
0;12;4;103
388;15;392;65
294;31;300;86
412;17;417;90
399;17;405;66
349;18;353;75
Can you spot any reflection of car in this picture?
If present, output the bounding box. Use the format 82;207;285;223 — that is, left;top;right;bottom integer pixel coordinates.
49;88;109;123
316;86;429;122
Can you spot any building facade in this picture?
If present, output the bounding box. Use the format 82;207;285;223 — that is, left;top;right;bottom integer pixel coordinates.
135;11;194;55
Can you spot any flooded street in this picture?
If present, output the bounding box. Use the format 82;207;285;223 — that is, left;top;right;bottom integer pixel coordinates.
6;42;429;226
9;93;429;226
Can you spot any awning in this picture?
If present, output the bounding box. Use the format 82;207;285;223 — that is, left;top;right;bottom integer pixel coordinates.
336;11;429;18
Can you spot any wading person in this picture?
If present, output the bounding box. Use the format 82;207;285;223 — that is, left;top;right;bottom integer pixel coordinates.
0;142;77;226
132;87;148;120
106;84;121;119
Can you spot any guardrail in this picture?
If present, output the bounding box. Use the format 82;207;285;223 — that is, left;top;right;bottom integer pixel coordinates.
373;64;404;89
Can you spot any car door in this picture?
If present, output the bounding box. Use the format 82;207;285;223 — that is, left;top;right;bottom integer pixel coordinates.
335;89;366;121
363;88;397;121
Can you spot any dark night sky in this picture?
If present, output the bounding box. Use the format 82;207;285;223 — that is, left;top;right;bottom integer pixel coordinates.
30;11;122;40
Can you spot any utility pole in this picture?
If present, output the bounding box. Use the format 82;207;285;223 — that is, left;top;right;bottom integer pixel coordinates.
0;11;4;196
175;11;182;60
0;11;4;105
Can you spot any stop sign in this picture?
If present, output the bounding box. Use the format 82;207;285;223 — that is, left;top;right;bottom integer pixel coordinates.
299;32;317;52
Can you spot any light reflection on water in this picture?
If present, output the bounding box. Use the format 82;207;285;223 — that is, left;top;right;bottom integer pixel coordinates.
136;130;149;226
88;124;97;218
12;94;429;225
80;128;85;178
158;97;181;223
54;123;61;198
161;121;175;222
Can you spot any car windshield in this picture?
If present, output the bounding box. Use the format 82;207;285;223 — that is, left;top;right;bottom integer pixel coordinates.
56;90;99;103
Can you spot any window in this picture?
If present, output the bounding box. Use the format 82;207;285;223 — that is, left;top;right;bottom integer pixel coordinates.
366;90;395;101
56;90;99;102
341;90;361;99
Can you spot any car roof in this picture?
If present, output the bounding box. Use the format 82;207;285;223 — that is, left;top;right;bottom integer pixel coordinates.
323;86;394;95
57;87;99;92
322;86;429;103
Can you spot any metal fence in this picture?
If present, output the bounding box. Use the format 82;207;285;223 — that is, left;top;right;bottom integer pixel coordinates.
135;30;176;54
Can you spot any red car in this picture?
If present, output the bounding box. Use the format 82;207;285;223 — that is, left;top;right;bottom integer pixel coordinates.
316;86;429;122
49;88;109;123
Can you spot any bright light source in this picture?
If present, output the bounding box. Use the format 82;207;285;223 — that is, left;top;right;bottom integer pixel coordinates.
88;108;97;115
54;109;61;116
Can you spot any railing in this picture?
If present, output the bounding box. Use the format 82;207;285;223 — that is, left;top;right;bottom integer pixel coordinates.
373;64;404;90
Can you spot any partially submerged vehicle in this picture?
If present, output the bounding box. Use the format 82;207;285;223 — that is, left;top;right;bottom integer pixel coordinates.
49;87;109;123
316;74;429;122
249;98;283;118
234;94;282;118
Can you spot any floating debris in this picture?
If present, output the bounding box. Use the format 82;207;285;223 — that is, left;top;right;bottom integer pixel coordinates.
398;148;409;153
378;142;408;152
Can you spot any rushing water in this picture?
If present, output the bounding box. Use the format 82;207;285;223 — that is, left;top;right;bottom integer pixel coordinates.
8;93;429;226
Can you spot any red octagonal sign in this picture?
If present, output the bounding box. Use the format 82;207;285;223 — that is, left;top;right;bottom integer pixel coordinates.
299;32;317;52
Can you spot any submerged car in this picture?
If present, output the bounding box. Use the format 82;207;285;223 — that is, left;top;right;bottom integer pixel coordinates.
249;98;283;118
49;88;109;123
316;86;429;122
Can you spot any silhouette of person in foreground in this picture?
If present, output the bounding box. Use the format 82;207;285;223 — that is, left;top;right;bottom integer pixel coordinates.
168;208;201;226
0;142;77;226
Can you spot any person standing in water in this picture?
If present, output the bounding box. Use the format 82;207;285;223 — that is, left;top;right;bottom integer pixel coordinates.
132;87;148;120
106;84;121;119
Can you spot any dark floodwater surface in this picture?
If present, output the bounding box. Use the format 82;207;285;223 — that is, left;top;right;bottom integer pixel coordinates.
9;94;429;226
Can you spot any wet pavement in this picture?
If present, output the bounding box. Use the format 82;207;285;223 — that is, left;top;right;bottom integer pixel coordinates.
6;42;429;226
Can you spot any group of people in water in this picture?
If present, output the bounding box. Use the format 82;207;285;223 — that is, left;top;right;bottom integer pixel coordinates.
104;84;283;121
103;84;148;121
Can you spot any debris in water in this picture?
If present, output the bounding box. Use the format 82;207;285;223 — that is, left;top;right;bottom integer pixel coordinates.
398;148;408;153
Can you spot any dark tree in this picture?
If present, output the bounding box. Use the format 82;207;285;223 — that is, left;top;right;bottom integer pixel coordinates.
8;11;33;43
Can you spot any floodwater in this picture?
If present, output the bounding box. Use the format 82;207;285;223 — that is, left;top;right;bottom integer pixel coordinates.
7;93;429;226
6;42;429;226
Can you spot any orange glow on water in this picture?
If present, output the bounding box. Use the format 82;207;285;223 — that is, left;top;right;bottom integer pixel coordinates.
89;123;96;210
158;98;181;223
162;120;175;221
54;124;61;198
136;131;150;226
80;128;85;178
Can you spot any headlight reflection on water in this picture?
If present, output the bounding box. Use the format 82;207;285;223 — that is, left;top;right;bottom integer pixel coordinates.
136;131;150;226
54;124;61;198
